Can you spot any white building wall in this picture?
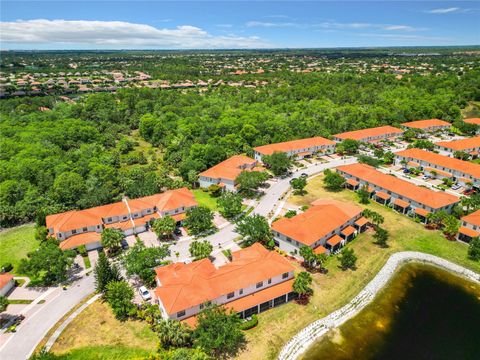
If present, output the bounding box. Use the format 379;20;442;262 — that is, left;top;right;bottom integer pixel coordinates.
0;279;14;297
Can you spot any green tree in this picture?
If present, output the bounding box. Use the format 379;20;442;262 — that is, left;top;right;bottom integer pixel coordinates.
235;171;268;197
94;252;122;293
0;296;8;312
152;216;176;240
373;226;389;248
339;248;357;270
426;211;447;229
122;241;170;286
101;228;125;256
189;240;213;261
154;319;192;350
184;206;215;236
299;245;316;269
284;210;297;218
105;280;135;321
235;214;273;248
383;151;395;164
468;237;480;261
34;225;49;242
18;239;75;285
153;348;210;360
217;192;243;219
262;151;292;176
293;271;313;300
362;209;384;227
52;172;86;207
291;177;307;195
442;215;460;239
357;185;370;204
337;139;359;155
323;169;345;191
194;304;245;358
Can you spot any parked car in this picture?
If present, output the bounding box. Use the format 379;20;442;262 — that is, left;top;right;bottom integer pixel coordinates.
403;168;410;174
451;184;462;190
174;227;182;236
463;188;476;195
421;175;430;180
300;173;308;177
138;286;151;301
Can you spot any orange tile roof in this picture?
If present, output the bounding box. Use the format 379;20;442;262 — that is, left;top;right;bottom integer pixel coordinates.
407;161;420;168
402;119;451;130
415;208;430;217
393;198;410;208
154;243;294;316
346;178;359;187
396;148;480;179
462;209;480;227
128;188;197;213
314;245;327;254
272;199;362;246
171;213;187;222
333;126;403;142
253;136;335;156
464;118;480;125
327;234;343;247
435;136;480;152
104;219;134;231
341;225;356;236
376;191;391;200
458;226;480;238
424;167;452;178
199;155;257;181
59;232;101;250
226;279;293;313
0;273;14;290
355;216;369;227
337;163;459;210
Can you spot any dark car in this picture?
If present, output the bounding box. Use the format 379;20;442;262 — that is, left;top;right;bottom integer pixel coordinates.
403;168;410;174
300;173;308;177
463;188;476;196
174;227;182;236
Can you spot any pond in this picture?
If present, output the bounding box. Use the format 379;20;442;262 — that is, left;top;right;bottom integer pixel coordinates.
301;263;480;360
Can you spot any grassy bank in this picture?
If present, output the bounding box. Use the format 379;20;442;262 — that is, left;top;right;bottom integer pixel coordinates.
0;224;39;274
50;300;156;358
236;175;480;360
192;189;219;211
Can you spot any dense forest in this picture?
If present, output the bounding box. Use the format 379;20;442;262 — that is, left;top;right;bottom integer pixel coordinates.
1;62;479;227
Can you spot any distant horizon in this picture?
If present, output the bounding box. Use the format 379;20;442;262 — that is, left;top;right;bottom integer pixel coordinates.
1;1;479;50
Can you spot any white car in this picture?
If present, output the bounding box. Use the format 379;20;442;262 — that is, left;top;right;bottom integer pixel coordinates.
138;286;151;301
421;175;430;180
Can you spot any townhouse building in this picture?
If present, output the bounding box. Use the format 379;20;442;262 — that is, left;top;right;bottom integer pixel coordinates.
333;125;403;143
395;148;480;187
46;188;198;251
199;155;260;191
0;273;15;297
458;209;480;243
154;243;295;324
434;136;480;159
271;199;368;257
464;118;480;134
253;136;336;162
337;163;460;222
401;119;451;133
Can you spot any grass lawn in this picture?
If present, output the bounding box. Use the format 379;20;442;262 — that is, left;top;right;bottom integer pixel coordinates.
50;300;156;358
235;174;480;360
192;189;219;211
0;224;39;275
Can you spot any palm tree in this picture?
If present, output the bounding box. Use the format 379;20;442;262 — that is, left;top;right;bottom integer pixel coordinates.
293;271;313;302
101;228;124;256
155;319;192;349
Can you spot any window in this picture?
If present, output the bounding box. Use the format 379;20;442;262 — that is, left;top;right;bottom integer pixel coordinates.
107;217;112;222
177;310;185;318
256;282;263;289
239;289;243;295
282;272;289;279
268;278;272;284
227;292;234;299
199;304;204;310
82;227;87;232
72;229;77;234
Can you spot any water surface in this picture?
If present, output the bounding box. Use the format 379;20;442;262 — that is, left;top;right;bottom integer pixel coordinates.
302;263;480;360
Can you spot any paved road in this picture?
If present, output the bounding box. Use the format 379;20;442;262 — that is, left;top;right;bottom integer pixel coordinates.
0;274;95;360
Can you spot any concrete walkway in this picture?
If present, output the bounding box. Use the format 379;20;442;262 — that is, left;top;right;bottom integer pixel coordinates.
278;252;480;360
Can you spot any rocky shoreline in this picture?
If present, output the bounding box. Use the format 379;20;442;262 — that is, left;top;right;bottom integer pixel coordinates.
278;251;480;360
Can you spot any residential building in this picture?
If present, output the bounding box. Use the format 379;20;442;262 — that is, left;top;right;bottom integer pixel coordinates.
395;148;480;187
401;119;451;132
0;273;15;297
154;243;295;323
337;163;460;221
46;188;198;251
458;210;480;243
434;136;480;158
464;118;480;134
333;125;403;143
199;155;260;191
271;199;368;256
253;136;335;162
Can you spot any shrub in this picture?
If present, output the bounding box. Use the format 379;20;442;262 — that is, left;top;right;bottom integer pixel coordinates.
239;314;258;330
1;263;13;273
77;245;87;257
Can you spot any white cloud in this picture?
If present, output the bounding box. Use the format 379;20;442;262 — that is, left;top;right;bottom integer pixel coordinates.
358;33;452;42
246;20;424;32
0;19;273;49
426;7;461;14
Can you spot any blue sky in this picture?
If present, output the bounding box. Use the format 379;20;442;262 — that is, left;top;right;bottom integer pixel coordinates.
1;1;479;49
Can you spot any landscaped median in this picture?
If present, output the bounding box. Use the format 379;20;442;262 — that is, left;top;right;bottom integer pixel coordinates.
277;252;480;360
